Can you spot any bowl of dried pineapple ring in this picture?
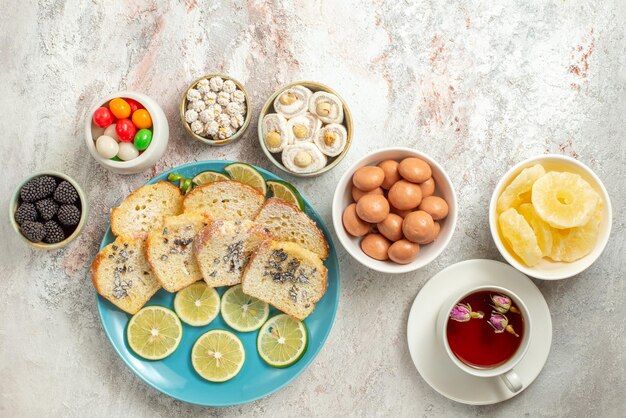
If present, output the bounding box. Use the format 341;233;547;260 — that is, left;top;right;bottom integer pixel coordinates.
258;81;353;177
489;154;612;280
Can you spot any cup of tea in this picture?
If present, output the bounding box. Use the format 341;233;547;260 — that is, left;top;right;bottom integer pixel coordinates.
436;285;532;392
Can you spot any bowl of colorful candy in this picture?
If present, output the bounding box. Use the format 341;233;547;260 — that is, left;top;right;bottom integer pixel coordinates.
85;91;169;174
180;74;251;146
10;172;87;250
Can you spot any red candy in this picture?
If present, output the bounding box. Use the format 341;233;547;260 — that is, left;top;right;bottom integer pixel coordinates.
116;119;137;142
93;107;113;128
125;98;143;114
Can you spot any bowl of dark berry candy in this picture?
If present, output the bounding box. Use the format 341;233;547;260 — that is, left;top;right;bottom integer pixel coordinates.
10;172;87;249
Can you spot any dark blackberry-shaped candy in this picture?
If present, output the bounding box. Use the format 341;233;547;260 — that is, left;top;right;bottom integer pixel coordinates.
36;198;59;221
20;176;56;202
14;203;37;225
44;220;65;244
57;204;81;226
20;221;45;242
53;181;78;204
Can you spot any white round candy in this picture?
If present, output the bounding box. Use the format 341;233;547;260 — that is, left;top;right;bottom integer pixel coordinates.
222;79;237;93
218;113;231;128
226;102;241;116
117;142;139;161
96;135;119;159
203;91;217;106
198;84;212;96
186;88;201;102
218;126;234;140
190;120;204;134
199;109;213;123
197;78;209;87
230;114;244;129
185;109;198;123
217;91;231;106
205;121;219;137
190;100;206;112
103;124;120;142
231;90;245;103
207;104;222;118
209;77;223;91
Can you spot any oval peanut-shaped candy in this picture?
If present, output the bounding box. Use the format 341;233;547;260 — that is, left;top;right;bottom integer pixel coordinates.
353;166;385;192
343;203;370;237
398;158;432;183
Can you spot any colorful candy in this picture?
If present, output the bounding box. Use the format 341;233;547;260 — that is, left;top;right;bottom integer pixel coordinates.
115;119;136;142
132;109;152;129
117;142;139;161
103;124;120;142
93;107;113;128
92;97;154;162
133;129;152;150
96;135;119;159
125;98;143;113
109;98;131;119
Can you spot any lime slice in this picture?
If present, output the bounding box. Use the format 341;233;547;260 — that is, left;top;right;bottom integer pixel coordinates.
257;314;308;368
192;329;245;382
126;306;183;360
220;284;269;332
192;170;230;186
173;282;220;326
267;180;305;211
224;162;267;195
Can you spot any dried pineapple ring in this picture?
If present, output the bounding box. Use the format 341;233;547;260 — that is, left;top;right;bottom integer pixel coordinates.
518;203;553;257
531;171;599;229
499;208;543;267
274;85;312;119
496;164;546;213
549;201;603;262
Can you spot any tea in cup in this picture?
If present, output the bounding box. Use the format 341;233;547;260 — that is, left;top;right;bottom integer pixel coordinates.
436;286;531;392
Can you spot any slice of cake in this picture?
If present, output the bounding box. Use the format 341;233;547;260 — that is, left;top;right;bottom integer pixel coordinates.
91;235;160;314
194;220;272;287
242;240;328;320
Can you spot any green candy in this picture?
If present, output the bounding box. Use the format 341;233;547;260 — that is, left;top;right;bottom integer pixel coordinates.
133;129;153;151
168;173;183;182
180;178;193;194
110;156;122;161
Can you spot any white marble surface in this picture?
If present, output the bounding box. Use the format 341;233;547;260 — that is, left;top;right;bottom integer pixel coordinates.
1;1;625;417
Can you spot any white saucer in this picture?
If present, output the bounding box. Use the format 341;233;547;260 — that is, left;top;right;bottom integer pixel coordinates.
407;259;552;405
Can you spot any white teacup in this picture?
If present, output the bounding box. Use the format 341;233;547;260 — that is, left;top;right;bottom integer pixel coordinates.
436;285;532;392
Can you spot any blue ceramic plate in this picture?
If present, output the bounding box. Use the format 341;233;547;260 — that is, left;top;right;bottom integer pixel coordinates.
95;161;340;406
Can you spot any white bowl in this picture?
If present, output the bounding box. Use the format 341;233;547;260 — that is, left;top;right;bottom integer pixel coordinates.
332;147;458;274
84;91;169;174
489;154;612;280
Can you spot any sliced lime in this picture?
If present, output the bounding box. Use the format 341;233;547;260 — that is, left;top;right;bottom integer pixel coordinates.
192;329;245;382
173;282;220;326
221;284;269;332
257;314;308;368
192;170;230;186
224;162;267;195
267;180;305;211
126;306;183;360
